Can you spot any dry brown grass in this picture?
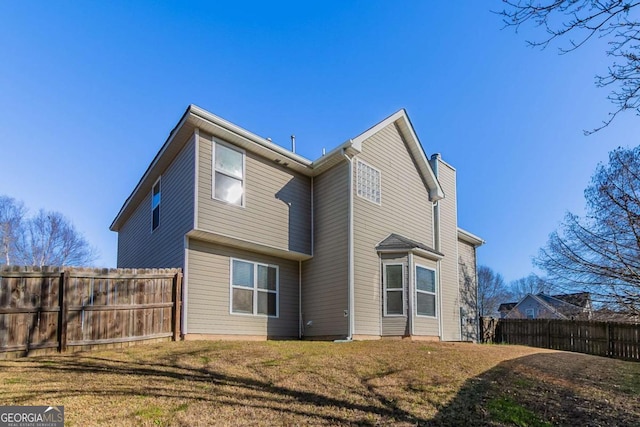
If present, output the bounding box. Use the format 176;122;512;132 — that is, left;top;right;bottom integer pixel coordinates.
0;340;638;426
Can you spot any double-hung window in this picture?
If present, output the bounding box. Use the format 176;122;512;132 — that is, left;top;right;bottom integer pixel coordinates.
214;141;244;206
230;259;278;317
384;264;404;316
416;265;437;317
151;178;161;231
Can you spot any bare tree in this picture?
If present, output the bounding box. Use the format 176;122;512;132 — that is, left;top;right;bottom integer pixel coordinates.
509;273;552;299
477;265;511;316
498;1;640;133
0;196;26;265
535;146;640;314
13;210;96;267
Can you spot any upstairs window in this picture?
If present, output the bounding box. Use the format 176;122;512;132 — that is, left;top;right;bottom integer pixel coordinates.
416;265;437;317
356;159;381;205
230;259;278;317
214;141;244;206
151;178;161;231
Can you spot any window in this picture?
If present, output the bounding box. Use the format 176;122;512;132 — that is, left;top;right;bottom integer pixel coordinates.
384;264;404;316
151;178;161;231
213;141;244;206
356;159;381;204
230;259;278;317
526;308;535;319
416;265;436;317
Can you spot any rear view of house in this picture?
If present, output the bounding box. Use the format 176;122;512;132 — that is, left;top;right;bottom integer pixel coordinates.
110;105;483;341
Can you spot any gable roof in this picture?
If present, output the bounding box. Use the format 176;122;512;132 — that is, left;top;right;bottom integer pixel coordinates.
376;233;444;260
111;106;444;231
498;302;517;312
506;294;569;320
349;109;444;201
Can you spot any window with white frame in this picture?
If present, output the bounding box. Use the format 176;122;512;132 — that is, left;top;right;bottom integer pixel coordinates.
213;141;244;206
384;264;404;316
356;159;381;204
151;178;161;231
416;265;437;317
230;259;278;317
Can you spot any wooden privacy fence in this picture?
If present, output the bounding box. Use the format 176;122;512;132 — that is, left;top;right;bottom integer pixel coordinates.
481;317;639;362
0;266;182;358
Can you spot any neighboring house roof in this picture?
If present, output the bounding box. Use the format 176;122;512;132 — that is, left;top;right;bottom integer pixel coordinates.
376;233;444;260
457;228;485;247
551;292;591;308
498;302;517;312
503;292;592;319
110;105;444;231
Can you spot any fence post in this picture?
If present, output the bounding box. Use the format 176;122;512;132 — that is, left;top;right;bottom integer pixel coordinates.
58;270;69;353
606;322;613;358
172;271;183;341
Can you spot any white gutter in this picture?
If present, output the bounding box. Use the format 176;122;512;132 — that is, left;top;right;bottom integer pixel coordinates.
343;150;355;341
190;105;313;167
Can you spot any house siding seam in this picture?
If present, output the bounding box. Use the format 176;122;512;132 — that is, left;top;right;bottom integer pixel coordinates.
197;131;312;255
352;123;435;336
301;162;349;338
117;134;196;269
186;239;299;337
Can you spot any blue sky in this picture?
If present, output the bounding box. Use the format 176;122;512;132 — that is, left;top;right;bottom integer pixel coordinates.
0;1;637;282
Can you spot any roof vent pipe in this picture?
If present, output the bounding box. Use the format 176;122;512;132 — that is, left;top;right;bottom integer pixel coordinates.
291;135;296;153
322;147;326;156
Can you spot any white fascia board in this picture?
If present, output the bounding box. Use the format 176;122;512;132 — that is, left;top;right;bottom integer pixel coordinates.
457;228;485;247
189;105;313;166
110;108;192;231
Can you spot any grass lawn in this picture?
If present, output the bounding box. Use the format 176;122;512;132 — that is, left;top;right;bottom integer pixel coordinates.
1;340;638;426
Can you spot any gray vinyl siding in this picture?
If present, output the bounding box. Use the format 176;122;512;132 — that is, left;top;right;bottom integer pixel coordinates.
197;131;311;255
186;239;299;337
458;239;478;341
117;134;195;268
412;255;439;336
353;123;434;336
381;254;408;336
436;160;460;341
506;296;563;319
301;162;349;338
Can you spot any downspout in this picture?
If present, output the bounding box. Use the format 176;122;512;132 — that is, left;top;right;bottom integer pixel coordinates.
299;260;302;339
430;154;443;340
343;150;355;341
300;176;313;340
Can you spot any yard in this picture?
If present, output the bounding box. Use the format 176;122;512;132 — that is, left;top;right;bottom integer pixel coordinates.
0;340;638;426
